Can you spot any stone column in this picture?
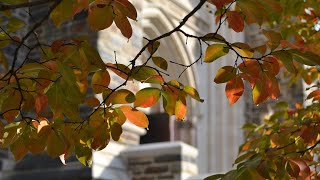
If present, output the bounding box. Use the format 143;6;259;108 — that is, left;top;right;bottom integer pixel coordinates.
92;122;146;180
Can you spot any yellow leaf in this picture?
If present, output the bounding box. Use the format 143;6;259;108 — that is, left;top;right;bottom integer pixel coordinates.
88;5;113;31
92;70;111;94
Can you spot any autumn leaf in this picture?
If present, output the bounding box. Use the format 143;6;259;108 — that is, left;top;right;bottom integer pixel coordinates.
88;5;113;31
120;106;149;128
207;0;234;9
84;96;100;107
35;94;48;115
91;70;111;94
183;86;204;102
114;6;133;38
227;11;244;32
204;44;229;63
32;117;49;133
111;123;122;141
10;137;28;160
134;88;161;108
110;89;136;104
152;57;168;70
252;79;269;105
175;93;187;120
225;76;244;105
214;66;237;84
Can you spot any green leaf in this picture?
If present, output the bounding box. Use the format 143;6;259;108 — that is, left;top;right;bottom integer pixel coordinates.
47;83;64;117
46;130;66;157
148;41;160;54
0;32;10;49
214;66;237;84
290;50;320;66
237;0;266;25
183;86;204;102
272;51;296;74
81;43;106;70
10;137;28;160
152;57;168;70
204;44;229;63
7;18;25;33
131;66;158;81
75;143;92;167
234;151;256;164
0;122;24;148
134;88;161;108
204;174;224;180
162;90;177;116
201;33;226;43
0;0;28;4
50;0;74;27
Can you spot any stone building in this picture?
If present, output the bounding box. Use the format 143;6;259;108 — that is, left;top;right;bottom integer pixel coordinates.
0;0;303;180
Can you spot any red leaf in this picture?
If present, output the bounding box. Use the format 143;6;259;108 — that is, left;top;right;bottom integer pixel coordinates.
227;11;244;32
225;76;244;105
288;158;311;179
207;0;233;9
263;56;280;75
35;94;48;115
238;60;261;77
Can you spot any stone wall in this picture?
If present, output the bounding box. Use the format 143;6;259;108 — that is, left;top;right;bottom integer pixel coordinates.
122;142;198;180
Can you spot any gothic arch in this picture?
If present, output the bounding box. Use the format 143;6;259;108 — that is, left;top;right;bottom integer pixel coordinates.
141;1;201;145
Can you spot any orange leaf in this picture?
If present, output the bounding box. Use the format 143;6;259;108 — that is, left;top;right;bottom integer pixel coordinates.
227;11;244;32
264;74;280;100
225;76;244;105
175;93;187;120
120;106;149;128
114;7;132;38
84;96;100;107
35;94;48;115
134;88;161;108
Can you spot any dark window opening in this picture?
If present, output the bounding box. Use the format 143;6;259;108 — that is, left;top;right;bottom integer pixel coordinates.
140;113;170;144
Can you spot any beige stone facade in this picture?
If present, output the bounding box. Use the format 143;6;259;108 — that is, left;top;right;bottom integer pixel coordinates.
0;1;304;180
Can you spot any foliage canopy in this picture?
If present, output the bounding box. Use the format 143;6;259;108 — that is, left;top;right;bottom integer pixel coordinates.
0;0;320;179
